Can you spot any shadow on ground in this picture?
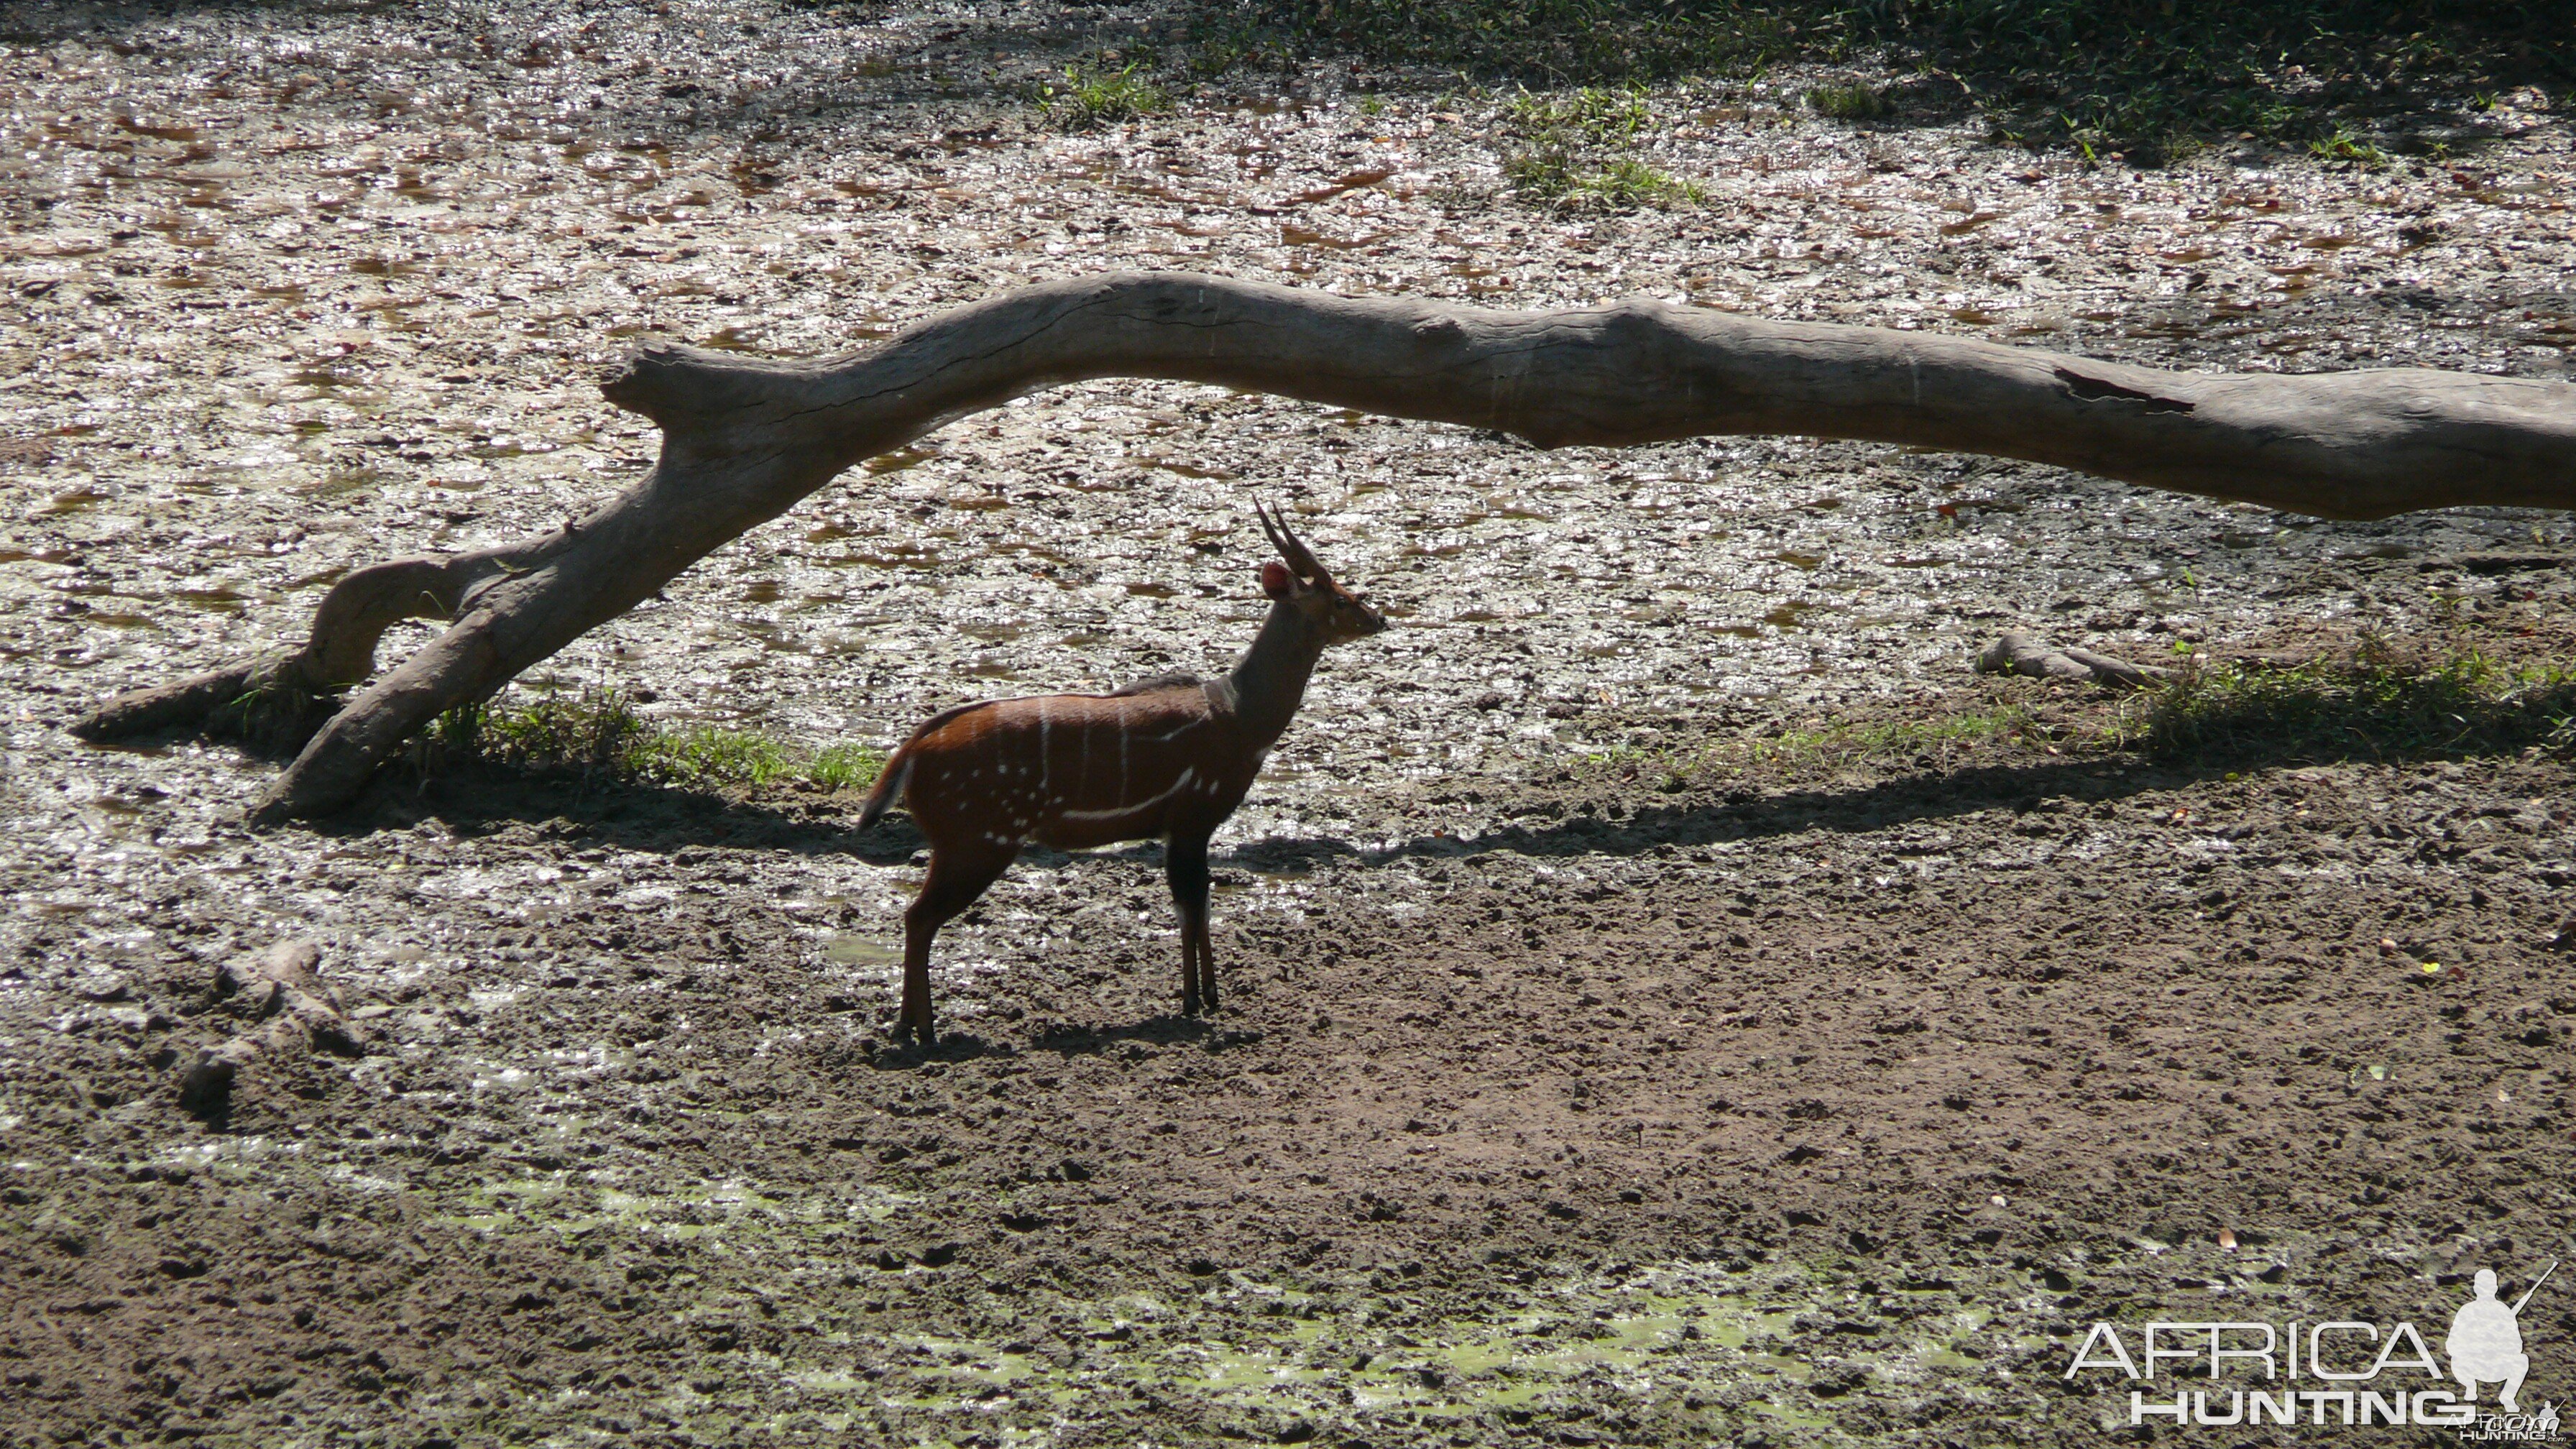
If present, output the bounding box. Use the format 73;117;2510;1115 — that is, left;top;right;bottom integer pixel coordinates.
262;663;2576;873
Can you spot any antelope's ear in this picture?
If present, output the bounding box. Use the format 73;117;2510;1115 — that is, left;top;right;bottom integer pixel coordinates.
1261;560;1297;599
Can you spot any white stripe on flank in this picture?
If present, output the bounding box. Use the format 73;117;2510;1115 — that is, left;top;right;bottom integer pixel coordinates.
1036;699;1052;795
1057;767;1193;822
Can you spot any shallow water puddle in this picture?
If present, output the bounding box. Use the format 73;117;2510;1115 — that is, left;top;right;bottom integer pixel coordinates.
824;934;901;968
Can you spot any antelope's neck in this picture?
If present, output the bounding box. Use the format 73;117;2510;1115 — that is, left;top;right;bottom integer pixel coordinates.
1224;604;1324;749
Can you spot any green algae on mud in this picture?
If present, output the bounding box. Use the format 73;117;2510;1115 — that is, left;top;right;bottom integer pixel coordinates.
758;1259;2025;1443
364;1141;2029;1445
249;1101;2000;1440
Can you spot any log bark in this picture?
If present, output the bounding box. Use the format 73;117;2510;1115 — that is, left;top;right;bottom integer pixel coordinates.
69;272;2576;822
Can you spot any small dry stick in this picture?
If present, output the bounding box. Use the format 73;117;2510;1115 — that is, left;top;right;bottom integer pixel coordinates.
1977;630;2173;689
178;940;362;1116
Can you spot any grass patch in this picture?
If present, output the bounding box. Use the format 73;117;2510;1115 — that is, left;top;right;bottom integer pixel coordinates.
1590;702;2043;790
1806;82;1892;121
1752;704;2034;769
808;743;886;794
1036;60;1170;126
1506;152;1706;209
426;688;884;794
1513;83;1652;140
1601;640;2576;793
2306;124;2387;165
1202;0;2568;162
2125;645;2576;762
1501;86;1703;209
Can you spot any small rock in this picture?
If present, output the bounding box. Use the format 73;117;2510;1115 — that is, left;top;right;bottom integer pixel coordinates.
73;971;129;1003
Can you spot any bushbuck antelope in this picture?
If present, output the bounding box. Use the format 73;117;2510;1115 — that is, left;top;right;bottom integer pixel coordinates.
857;503;1386;1046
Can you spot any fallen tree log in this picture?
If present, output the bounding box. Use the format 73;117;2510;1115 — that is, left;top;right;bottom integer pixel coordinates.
71;272;2576;823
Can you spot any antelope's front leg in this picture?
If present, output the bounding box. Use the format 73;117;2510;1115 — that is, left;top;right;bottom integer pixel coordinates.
1166;832;1214;1016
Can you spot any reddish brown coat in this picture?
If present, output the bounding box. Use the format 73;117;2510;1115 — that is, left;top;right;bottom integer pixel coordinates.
884;682;1264;855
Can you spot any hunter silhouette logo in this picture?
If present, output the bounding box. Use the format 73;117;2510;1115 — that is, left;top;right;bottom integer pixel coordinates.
2061;1259;2558;1432
2451;1264;2550;1413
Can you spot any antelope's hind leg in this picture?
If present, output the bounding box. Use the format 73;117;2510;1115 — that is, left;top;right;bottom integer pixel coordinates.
1166;832;1215;1016
898;845;1016;1048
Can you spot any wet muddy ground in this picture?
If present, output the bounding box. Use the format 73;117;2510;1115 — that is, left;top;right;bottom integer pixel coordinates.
3;1;2574;1445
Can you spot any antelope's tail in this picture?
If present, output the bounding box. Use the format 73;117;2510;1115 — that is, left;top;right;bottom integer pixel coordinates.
855;699;991;832
856;749;915;832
